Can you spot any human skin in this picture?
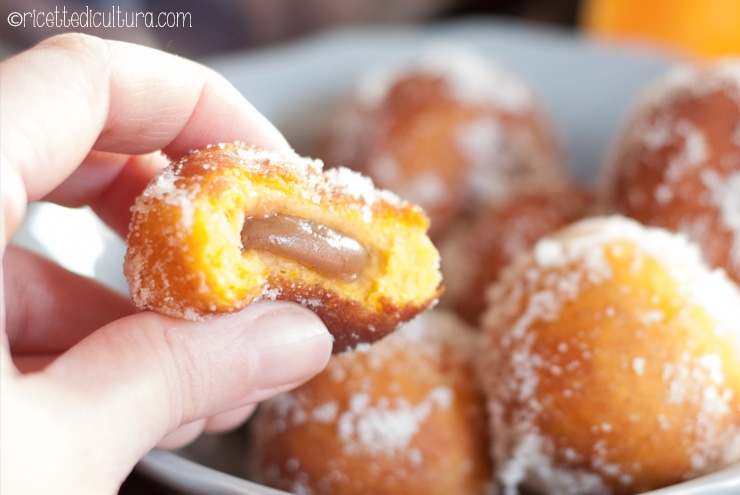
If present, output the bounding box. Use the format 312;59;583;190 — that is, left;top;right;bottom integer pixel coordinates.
0;33;333;495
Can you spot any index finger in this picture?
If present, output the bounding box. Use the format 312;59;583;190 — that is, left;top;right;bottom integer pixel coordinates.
0;33;291;242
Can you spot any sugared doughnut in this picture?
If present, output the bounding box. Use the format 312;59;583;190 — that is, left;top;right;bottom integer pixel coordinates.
606;58;740;284
440;182;595;326
124;143;443;352
249;310;492;495
480;215;740;495
318;48;567;239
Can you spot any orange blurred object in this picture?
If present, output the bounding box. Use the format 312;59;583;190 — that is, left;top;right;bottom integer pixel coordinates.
580;0;740;58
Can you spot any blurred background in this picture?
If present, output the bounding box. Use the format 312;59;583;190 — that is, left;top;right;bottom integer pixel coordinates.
2;0;738;60
1;0;581;58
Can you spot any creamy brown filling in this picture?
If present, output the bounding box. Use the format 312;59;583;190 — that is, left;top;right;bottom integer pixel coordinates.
241;214;369;282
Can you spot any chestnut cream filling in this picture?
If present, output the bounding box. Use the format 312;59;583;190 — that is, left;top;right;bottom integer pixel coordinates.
241;214;369;282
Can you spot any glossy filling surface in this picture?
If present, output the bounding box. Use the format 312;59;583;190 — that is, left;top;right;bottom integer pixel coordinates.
241;214;369;282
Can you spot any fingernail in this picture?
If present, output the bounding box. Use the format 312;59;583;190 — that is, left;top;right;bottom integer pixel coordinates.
248;303;333;392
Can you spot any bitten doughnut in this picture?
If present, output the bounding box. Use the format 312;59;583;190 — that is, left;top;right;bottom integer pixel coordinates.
606;58;740;284
249;309;492;495
124;143;443;352
480;215;740;495
318;47;566;239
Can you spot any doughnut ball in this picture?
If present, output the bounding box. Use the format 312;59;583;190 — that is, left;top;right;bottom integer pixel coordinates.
249;310;492;495
318;47;566;239
124;143;443;352
480;215;740;495
607;58;740;285
440;182;595;326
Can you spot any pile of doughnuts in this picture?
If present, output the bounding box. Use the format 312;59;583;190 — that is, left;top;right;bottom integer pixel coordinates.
317;47;567;240
123;50;740;495
475;58;740;494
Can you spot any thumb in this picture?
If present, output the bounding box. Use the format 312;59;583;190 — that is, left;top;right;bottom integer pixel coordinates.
44;300;333;486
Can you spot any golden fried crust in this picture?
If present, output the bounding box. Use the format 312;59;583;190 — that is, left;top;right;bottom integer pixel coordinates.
445;182;594;326
124;143;443;352
607;60;740;284
318;67;566;240
250;311;492;495
480;216;740;494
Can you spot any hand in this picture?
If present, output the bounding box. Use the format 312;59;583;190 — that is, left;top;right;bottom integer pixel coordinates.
0;33;333;494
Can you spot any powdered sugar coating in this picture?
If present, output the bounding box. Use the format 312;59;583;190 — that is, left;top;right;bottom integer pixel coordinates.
335;386;453;455
227;144;407;219
251;309;492;495
319;46;566;240
480;215;740;495
259;310;480;446
134;144;408;230
702;169;740;270
440;182;594;325
356;45;535;112
607;58;740;284
633;58;740;112
522;216;740;329
365;153;450;213
124;143;442;353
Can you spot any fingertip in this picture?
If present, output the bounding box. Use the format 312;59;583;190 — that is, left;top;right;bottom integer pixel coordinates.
242;301;333;394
